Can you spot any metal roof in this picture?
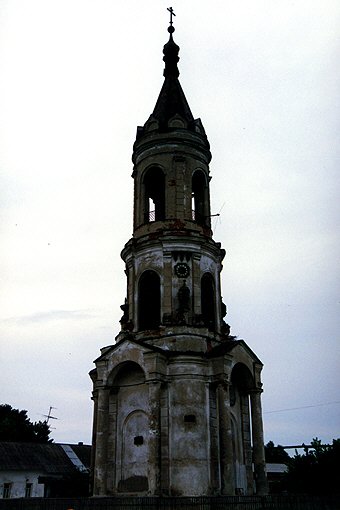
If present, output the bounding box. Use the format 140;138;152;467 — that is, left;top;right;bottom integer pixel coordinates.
0;442;91;474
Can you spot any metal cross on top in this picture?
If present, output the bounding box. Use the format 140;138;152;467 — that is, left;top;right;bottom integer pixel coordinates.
167;7;176;26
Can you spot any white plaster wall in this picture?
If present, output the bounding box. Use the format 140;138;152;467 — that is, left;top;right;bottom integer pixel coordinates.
0;471;44;498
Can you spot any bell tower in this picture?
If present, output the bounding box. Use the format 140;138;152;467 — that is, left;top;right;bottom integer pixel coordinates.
121;20;225;341
90;15;268;498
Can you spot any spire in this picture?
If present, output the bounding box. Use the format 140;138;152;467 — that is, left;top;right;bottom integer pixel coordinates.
148;9;194;130
135;8;209;146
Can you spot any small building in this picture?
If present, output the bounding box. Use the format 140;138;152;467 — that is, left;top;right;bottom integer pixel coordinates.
0;442;91;498
266;463;288;493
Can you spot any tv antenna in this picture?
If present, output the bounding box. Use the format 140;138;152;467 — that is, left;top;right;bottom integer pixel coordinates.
41;406;58;429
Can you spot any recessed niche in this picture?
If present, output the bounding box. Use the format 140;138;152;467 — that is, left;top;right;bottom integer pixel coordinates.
134;435;144;446
184;414;196;423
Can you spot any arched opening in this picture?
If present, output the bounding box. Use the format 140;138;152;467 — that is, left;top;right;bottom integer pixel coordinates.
192;170;207;225
108;362;149;494
231;363;255;394
143;167;165;223
230;363;255;494
201;272;215;331
111;361;146;387
138;270;161;330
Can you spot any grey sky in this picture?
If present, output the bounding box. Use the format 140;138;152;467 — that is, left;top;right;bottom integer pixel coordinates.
0;1;339;446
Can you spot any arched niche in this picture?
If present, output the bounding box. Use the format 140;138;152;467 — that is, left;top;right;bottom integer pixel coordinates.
120;410;149;493
192;170;208;226
201;272;216;331
108;362;149;494
143;166;165;223
138;270;161;331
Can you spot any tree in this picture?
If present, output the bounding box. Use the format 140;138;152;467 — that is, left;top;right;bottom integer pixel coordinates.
265;440;290;464
0;404;52;443
285;438;340;495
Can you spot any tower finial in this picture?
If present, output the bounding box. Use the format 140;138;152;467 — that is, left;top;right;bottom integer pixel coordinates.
167;7;176;33
163;7;179;78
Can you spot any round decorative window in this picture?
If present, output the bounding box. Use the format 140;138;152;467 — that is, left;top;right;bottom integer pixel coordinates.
174;262;190;278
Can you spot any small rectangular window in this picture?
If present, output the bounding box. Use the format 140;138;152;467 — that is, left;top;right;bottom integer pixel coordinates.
3;483;12;499
184;414;196;423
25;483;32;498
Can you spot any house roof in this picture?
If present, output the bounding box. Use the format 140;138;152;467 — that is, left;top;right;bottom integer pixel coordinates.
0;442;91;474
266;463;288;473
70;443;91;468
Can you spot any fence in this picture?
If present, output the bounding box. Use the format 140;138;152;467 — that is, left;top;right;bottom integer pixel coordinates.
0;496;339;510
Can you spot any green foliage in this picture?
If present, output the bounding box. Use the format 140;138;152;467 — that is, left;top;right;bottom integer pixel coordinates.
286;438;340;495
0;404;52;443
265;440;290;464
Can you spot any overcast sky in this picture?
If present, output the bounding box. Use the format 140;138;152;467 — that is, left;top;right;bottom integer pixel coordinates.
0;1;339;448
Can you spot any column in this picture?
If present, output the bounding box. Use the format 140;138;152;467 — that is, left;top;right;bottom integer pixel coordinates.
148;381;162;495
93;386;109;496
250;389;268;495
126;259;134;326
217;382;234;495
106;389;118;494
192;253;202;319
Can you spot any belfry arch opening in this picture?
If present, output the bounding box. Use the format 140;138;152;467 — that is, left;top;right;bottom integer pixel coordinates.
231;363;255;394
138;270;161;330
192;170;208;226
143;167;165;223
201;272;215;331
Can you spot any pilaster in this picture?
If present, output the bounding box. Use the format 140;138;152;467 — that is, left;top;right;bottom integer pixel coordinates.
106;389;118;494
192;253;202;318
147;381;162;494
163;250;173;317
93;385;109;495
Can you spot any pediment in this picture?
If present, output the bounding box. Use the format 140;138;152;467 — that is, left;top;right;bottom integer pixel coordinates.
94;335;157;364
144;115;159;132
230;340;263;366
168;113;187;128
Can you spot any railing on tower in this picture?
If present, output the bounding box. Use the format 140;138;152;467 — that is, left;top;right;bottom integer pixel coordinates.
144;210;156;223
192;209;205;224
145;210;205;224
